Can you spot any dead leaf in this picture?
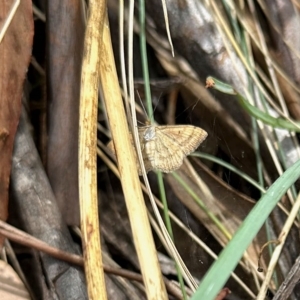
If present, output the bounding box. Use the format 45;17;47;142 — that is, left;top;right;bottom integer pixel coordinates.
0;0;33;248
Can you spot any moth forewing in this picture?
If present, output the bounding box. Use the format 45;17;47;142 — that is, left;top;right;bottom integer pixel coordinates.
107;124;207;174
157;125;207;153
140;125;207;173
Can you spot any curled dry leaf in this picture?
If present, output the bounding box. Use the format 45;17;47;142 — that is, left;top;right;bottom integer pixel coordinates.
107;125;207;174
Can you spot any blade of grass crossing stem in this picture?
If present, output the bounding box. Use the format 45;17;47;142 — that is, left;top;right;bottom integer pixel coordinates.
157;172;187;299
193;152;266;194
172;172;232;240
191;158;300;300
139;0;153;122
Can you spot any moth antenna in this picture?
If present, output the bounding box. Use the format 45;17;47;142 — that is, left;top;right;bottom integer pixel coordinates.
137;120;145;126
174;98;199;122
136;90;149;120
191;99;200;111
152;91;162;117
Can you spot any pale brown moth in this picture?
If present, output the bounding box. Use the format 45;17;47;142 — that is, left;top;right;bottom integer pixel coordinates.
107;125;207;175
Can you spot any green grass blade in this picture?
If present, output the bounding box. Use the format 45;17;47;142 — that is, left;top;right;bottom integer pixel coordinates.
206;77;300;132
191;158;300;300
193;152;266;194
139;0;153;121
157;172;187;299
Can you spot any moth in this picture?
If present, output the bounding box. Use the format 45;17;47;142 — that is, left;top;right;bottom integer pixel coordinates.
107;125;207;175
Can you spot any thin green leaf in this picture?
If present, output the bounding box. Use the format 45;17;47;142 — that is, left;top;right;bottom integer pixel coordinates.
191;158;300;300
206;77;300;132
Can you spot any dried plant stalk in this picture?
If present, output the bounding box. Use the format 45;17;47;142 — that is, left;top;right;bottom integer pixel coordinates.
100;12;168;300
79;1;107;299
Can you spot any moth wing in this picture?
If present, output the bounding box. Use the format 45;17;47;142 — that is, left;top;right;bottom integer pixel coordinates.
144;131;185;173
157;125;207;155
